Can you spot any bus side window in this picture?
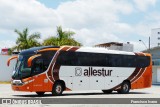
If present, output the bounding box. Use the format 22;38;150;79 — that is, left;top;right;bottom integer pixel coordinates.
116;55;122;67
136;56;150;68
43;60;50;71
68;52;77;66
33;59;43;74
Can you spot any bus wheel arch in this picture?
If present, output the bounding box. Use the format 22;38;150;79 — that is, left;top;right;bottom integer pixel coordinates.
117;80;131;94
52;80;66;96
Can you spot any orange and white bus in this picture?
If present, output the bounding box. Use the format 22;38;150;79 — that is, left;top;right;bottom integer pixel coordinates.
7;46;152;96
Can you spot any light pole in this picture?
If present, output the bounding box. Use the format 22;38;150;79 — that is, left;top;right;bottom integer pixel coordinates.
139;36;150;53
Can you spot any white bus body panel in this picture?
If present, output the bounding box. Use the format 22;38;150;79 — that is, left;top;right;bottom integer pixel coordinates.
90;77;105;90
73;77;90;90
59;66;135;90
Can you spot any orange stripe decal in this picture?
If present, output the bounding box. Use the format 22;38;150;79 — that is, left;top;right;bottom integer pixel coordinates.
38;48;59;52
27;54;41;67
131;68;146;83
47;47;70;82
7;56;18;66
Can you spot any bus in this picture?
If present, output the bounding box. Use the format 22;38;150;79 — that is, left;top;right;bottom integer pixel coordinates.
7;46;152;96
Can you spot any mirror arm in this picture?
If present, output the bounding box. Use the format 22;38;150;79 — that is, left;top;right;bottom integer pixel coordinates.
7;56;18;66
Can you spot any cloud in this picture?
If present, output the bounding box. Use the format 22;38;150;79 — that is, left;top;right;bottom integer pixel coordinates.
0;0;61;49
133;11;160;38
0;40;16;49
0;0;60;32
133;0;157;11
56;0;134;47
57;0;133;29
0;0;60;39
0;0;133;46
74;28;122;46
131;41;148;52
0;0;158;52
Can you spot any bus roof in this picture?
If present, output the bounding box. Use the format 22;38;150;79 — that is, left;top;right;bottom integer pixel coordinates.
18;46;147;56
76;47;135;55
19;46;60;55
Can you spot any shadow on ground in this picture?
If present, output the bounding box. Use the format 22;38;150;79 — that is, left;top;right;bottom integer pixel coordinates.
13;91;149;98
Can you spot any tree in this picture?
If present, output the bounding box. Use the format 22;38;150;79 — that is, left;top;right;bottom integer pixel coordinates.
43;26;82;46
43;37;57;46
12;28;41;51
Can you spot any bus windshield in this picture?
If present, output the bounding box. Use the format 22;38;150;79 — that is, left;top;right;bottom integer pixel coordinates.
12;50;56;79
12;55;32;79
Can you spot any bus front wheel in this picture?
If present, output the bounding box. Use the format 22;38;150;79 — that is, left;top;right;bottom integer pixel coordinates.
52;82;63;96
117;81;130;94
36;92;45;96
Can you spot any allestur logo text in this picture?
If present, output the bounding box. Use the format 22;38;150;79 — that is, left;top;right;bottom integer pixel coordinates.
75;67;112;77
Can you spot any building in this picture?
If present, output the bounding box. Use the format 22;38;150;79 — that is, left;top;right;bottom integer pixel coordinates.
1;48;11;55
95;42;133;52
151;28;160;48
143;28;160;84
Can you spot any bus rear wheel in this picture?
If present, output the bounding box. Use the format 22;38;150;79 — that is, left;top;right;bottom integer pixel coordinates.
36;92;45;96
52;82;63;96
102;90;112;94
117;81;130;94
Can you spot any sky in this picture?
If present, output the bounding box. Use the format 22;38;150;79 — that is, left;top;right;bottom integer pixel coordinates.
0;0;160;51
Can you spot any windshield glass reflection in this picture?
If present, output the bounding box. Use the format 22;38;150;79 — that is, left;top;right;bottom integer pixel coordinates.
12;55;31;79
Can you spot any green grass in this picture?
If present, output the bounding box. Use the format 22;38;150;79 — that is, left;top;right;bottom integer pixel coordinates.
0;81;10;84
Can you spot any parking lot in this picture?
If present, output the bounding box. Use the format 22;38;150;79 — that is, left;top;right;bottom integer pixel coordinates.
0;84;160;107
0;84;160;98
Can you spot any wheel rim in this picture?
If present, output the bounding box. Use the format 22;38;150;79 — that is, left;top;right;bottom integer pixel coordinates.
56;85;62;94
123;84;129;92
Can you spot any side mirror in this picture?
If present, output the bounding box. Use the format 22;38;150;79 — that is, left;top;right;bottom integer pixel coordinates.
27;54;41;67
7;56;18;66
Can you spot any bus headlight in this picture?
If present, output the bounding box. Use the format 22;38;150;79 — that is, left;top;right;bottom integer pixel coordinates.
12;80;23;86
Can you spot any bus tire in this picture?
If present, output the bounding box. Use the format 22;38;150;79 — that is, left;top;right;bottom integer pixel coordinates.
117;81;130;94
52;82;63;96
102;90;112;94
36;92;45;96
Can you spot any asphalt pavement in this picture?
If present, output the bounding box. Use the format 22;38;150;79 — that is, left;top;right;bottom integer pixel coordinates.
0;84;160;107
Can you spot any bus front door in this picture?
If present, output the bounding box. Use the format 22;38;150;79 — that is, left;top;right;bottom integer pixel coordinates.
32;59;46;92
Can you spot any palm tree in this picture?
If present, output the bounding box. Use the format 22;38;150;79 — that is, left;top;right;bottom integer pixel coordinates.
12;28;41;51
43;37;57;46
59;38;81;46
43;26;82;46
